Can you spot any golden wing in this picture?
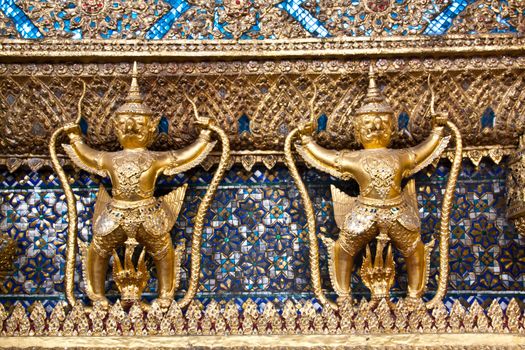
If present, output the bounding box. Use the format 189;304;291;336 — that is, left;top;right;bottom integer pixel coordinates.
407;135;450;176
62;144;108;178
161;184;188;229
93;185;111;223
402;179;418;210
330;185;356;230
163;141;217;176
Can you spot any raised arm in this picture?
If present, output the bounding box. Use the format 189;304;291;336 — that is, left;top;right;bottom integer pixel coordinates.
295;122;357;180
158;123;216;176
62;124;108;177
403;113;450;176
409;126;445;165
300;135;340;168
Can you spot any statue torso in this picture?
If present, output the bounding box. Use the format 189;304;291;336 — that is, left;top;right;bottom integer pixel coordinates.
108;150;157;201
356;148;403;199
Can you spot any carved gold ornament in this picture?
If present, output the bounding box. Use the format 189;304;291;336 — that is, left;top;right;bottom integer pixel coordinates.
0;53;521;172
48;62;231;309
0;234;17;291
0;298;522;338
506;135;525;237
286;64;463;309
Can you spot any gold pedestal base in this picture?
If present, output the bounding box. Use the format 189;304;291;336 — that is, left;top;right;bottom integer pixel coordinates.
1;334;524;350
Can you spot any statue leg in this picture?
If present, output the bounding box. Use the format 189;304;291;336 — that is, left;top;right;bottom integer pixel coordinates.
88;228;126;305
405;240;426;299
335;225;378;298
390;223;426;299
87;244;109;298
334;241;354;296
139;230;175;308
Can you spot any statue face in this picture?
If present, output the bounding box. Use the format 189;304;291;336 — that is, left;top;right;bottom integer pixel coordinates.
114;114;157;149
355;113;393;149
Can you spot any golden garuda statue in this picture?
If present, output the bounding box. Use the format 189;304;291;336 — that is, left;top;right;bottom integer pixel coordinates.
285;65;463;309
49;63;230;309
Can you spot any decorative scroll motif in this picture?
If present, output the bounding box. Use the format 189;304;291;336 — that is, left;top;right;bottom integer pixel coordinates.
506;135;525;237
449;0;525;34
0;17;17;38
323;0;446;36
2;0;523;39
0;59;524;161
0;298;522;336
180;0;285;40
17;0;171;39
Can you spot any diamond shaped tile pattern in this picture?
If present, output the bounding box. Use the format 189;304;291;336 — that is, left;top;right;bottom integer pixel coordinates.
0;160;523;307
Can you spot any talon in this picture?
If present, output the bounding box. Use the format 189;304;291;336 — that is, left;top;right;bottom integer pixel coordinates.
154;297;173;310
91;295;110;309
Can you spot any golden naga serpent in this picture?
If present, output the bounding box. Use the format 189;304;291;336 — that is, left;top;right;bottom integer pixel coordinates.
49;80;87;306
285;128;336;309
50;83;230;308
284;85;336;309
426;78;463;308
285;80;462;309
178;96;231;309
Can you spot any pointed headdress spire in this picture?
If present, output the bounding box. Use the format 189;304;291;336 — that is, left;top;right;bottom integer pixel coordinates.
115;61;154;117
355;62;393;115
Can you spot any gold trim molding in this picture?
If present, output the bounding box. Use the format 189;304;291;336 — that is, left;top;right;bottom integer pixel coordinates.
0;146;513;173
0;298;523;337
1;35;525;61
1;334;524;349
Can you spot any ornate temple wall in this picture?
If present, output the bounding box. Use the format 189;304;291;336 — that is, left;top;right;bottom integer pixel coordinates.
0;160;522;313
0;0;524;346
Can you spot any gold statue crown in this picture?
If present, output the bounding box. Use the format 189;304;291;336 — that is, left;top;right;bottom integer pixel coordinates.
355;63;394;115
115;61;154;117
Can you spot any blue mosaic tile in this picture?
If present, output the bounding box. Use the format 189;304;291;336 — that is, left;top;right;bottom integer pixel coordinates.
0;0;43;39
424;0;476;35
145;0;191;40
0;160;523;307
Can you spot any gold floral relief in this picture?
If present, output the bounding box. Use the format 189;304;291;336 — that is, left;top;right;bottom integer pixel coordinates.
0;59;524;163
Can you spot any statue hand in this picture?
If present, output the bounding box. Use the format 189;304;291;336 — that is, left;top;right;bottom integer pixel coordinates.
432;112;448;127
195;116;215;129
63;123;81;139
199;128;213;140
298;121;315;136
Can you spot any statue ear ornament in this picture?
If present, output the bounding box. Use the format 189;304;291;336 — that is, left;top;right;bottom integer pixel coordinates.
49;63;231;310
284;67;463;310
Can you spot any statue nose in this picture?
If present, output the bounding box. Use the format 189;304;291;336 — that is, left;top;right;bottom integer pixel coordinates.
373;117;382;130
125;119;135;132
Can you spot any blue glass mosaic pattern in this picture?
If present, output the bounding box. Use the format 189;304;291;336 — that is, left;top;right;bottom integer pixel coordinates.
145;0;191;40
2;0;523;39
424;0;476;35
277;0;329;38
0;160;523;308
0;0;42;39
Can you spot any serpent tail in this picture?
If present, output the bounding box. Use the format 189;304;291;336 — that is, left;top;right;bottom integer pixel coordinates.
177;124;230;308
285;128;336;309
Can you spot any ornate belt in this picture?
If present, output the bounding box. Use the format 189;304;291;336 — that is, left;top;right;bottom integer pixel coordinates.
110;197;156;210
357;194;403;207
